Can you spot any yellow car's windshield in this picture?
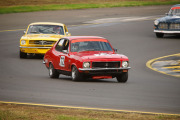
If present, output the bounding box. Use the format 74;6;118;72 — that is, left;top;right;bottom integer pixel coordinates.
27;25;64;35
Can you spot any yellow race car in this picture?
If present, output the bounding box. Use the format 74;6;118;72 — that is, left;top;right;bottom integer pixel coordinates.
19;22;71;58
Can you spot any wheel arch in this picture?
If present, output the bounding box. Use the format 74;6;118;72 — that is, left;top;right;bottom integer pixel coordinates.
71;63;78;71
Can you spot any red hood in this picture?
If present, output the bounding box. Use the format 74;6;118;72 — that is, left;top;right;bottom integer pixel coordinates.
74;51;128;60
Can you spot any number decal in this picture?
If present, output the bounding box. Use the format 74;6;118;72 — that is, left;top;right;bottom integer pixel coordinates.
59;56;65;67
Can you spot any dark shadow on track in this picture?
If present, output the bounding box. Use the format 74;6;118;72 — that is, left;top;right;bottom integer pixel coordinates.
163;35;180;39
57;76;118;83
20;54;44;59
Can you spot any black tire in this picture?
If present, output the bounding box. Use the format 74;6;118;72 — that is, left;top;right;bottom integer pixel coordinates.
116;72;128;83
19;51;27;58
71;66;83;81
49;63;59;78
156;33;164;38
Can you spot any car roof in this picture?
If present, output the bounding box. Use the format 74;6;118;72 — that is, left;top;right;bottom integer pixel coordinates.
63;36;107;41
29;22;65;26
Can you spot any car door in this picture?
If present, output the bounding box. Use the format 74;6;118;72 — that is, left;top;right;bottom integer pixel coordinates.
54;38;70;71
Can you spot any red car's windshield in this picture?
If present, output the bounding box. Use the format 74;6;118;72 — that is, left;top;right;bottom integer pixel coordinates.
71;40;113;52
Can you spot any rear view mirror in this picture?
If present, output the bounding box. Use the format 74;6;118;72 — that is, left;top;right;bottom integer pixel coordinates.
66;32;71;36
114;48;117;53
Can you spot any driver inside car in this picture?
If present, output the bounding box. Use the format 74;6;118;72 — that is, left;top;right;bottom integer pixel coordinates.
53;26;61;34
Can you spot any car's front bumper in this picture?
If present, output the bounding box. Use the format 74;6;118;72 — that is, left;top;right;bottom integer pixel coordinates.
154;30;180;34
79;67;131;76
20;46;51;54
79;67;131;71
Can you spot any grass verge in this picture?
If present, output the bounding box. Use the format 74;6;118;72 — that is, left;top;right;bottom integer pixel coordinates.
0;103;180;120
0;1;179;14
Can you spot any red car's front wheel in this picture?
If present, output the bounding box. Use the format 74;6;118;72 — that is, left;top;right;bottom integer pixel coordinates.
116;72;128;83
71;66;83;81
49;63;59;78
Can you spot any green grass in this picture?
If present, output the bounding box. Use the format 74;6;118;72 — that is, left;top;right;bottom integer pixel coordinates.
0;1;179;14
57;115;96;120
0;103;180;120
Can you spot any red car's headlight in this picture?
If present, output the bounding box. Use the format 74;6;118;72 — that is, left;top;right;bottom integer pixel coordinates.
122;61;129;68
83;62;90;68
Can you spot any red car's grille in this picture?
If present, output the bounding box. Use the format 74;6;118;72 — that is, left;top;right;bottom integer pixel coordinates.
29;40;56;45
92;61;120;68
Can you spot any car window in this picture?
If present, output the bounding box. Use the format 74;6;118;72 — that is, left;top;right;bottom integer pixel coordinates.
55;39;69;52
71;41;113;52
27;25;65;35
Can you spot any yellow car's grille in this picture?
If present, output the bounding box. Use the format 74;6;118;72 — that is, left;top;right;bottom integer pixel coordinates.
169;23;180;30
29;40;56;45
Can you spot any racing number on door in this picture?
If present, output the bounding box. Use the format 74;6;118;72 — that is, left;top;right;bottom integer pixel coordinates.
59;56;65;67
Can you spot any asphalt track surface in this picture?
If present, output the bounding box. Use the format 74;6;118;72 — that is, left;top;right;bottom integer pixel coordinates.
0;5;180;114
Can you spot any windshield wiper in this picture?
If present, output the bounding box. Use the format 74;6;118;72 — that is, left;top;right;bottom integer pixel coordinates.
51;31;56;33
30;31;39;33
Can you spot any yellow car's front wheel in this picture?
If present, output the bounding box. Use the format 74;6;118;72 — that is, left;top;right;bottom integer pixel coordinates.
19;51;27;59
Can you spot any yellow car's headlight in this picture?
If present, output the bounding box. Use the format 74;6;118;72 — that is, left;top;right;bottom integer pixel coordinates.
21;40;26;45
83;62;90;68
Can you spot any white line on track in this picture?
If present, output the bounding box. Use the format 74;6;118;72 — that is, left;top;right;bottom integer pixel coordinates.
0;15;164;33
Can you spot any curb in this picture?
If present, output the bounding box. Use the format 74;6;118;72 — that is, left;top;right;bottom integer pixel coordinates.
146;53;180;77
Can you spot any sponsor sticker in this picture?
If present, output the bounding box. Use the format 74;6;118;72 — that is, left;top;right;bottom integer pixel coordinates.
59;56;65;67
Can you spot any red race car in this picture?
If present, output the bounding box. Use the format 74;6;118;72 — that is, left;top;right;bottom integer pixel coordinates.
43;36;131;82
